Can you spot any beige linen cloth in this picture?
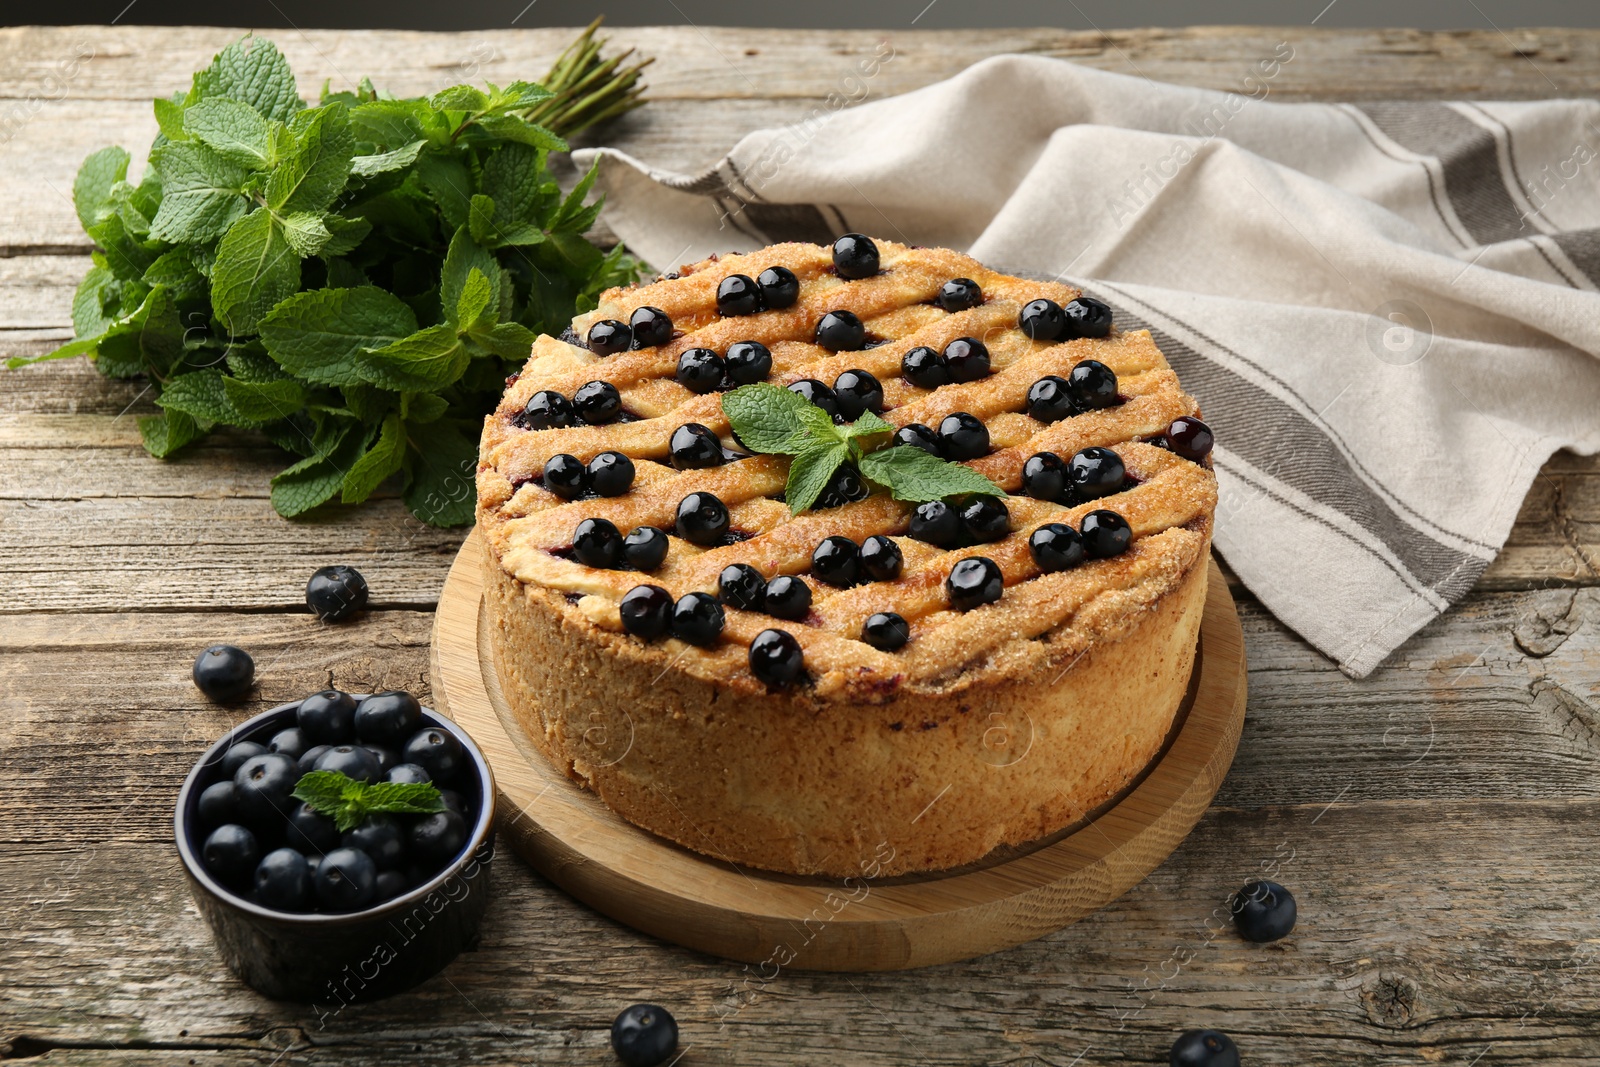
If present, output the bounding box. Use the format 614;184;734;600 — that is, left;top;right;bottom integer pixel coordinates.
575;54;1600;677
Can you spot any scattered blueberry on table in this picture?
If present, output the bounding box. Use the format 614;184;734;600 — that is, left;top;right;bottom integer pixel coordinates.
305;565;369;622
1169;1028;1241;1067
191;689;474;915
611;1003;679;1067
192;645;255;703
1232;879;1297;942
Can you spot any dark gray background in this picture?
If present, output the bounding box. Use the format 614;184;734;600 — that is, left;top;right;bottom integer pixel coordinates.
13;0;1600;29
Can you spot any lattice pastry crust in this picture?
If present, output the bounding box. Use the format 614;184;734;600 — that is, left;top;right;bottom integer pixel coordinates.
476;238;1217;876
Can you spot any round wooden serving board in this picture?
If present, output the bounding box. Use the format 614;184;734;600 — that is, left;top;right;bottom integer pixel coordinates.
430;530;1247;971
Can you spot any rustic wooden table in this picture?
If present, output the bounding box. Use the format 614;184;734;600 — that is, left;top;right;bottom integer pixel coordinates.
3;23;1598;1066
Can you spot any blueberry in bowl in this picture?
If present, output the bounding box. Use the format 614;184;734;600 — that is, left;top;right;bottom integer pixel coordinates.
175;691;495;1002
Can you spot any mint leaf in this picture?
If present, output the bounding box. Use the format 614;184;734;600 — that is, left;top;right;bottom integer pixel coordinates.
148;142;250;243
341;411;405;503
280;211;333;256
471;113;566;152
138;410;206;458
478;144;555;246
844;409;895;440
549;157;603;235
142;250;207;302
288;769;352;818
405;392;450;423
479;142;546;206
140;412;206;457
859;445;1006;504
222;375;306;422
159;369;256;426
184;98;274;168
21;28;647;530
796;402;842;443
468;193;497;246
73;146;130;230
266;103;354;213
87;213;158;283
455;267;493;328
224;341;289;383
721;383;818;455
431;84;490;112
415;152;474;229
341;382;395;423
193;36;302;123
491;80;554;110
351;139;424;178
211;209;302;337
91;323;148;379
349;98;433;147
71;265;119;338
292;770;446;832
785;439;849;514
440;226;499;318
6;335;101;371
99;286;185;380
467;320;536;360
270;419;368;517
358;780;448;817
153;96;189;141
90;290;159;378
357;324;468;392
320;216;371;258
110;172;162;237
260;286;417;386
404;420;477;526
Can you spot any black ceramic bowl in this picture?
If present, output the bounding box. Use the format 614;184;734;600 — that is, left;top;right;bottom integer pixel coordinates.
175;697;496;1003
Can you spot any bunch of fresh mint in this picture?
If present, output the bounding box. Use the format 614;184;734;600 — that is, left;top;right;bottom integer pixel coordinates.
720;384;1003;512
15;35;640;526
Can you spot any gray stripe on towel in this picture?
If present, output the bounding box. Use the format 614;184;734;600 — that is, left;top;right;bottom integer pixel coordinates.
1358;102;1529;246
1095;285;1488;603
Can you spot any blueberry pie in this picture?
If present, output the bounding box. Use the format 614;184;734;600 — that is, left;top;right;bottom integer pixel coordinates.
476;238;1217;877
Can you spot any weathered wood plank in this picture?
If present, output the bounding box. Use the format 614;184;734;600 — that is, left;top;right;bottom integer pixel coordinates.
0;255;81;328
4;26;1598;254
3;803;1598;1065
1482;450;1600;590
1;24;1594;104
0;491;466;613
2;585;1597;846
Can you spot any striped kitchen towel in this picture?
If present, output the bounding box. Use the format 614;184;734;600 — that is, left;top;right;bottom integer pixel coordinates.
574;53;1600;677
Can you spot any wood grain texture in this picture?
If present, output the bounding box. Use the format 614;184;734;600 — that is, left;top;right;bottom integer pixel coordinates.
4;22;1600;1067
5;810;1599;1065
2;25;1596;253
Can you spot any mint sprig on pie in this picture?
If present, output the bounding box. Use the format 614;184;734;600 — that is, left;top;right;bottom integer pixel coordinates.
720;382;1004;514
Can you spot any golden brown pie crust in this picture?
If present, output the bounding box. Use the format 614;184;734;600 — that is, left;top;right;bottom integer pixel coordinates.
476;240;1217;877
